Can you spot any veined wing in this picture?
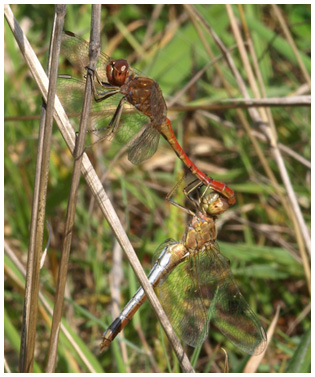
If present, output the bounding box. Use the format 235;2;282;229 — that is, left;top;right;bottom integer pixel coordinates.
127;125;160;165
155;249;209;347
148;81;167;126
197;243;267;355
60;31;110;82
57;76;155;153
60;31;141;83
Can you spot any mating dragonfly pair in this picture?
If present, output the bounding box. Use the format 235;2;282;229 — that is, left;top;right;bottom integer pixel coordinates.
58;32;266;355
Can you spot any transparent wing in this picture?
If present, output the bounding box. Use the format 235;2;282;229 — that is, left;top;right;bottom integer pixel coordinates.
156;252;209;347
57;76;152;148
60;31;141;83
149;81;167;126
59;32;163;165
197;243;267;355
152;238;177;265
60;31;110;82
128;125;160;165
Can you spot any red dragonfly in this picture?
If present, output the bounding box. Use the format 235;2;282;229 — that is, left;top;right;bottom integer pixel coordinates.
58;31;235;205
101;179;266;354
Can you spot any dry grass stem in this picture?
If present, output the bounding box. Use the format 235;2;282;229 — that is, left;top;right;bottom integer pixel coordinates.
46;6;102;373
244;305;280;373
185;4;311;260
4;240;97;373
5;5;193;372
4;5;67;372
271;4;311;89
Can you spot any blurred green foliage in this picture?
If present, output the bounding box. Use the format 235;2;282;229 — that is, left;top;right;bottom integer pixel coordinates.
4;4;310;373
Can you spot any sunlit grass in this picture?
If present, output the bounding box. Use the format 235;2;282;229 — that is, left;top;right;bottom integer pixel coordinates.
4;3;310;373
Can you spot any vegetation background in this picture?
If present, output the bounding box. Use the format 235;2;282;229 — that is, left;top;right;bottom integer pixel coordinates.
4;4;311;373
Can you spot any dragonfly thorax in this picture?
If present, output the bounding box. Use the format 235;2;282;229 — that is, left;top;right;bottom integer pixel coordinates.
184;215;217;251
121;77;167;123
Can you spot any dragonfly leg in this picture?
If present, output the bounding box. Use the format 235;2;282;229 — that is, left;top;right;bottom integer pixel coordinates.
183;179;204;196
105;96;126;136
84;66;121;102
92;67;104;87
93;89;120;103
165;173;187;201
166;198;195;216
87;90;127;139
165;175;196;216
182;178;230;210
182;178;205;209
193;180;213;203
84;65;111;89
166;177;231;216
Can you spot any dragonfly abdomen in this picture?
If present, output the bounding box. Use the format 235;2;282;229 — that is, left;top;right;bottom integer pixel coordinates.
100;243;186;351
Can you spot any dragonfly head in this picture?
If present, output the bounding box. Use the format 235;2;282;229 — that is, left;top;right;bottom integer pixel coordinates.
201;192;229;216
106;59;130;86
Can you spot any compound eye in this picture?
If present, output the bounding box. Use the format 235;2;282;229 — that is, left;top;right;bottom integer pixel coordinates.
203;193;229;216
106;59;129;86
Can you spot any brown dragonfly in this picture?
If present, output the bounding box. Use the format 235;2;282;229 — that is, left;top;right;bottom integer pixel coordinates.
58;31;235;205
101;179;267;355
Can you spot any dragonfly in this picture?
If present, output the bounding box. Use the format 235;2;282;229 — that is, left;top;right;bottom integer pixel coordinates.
58;31;235;205
100;179;267;355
